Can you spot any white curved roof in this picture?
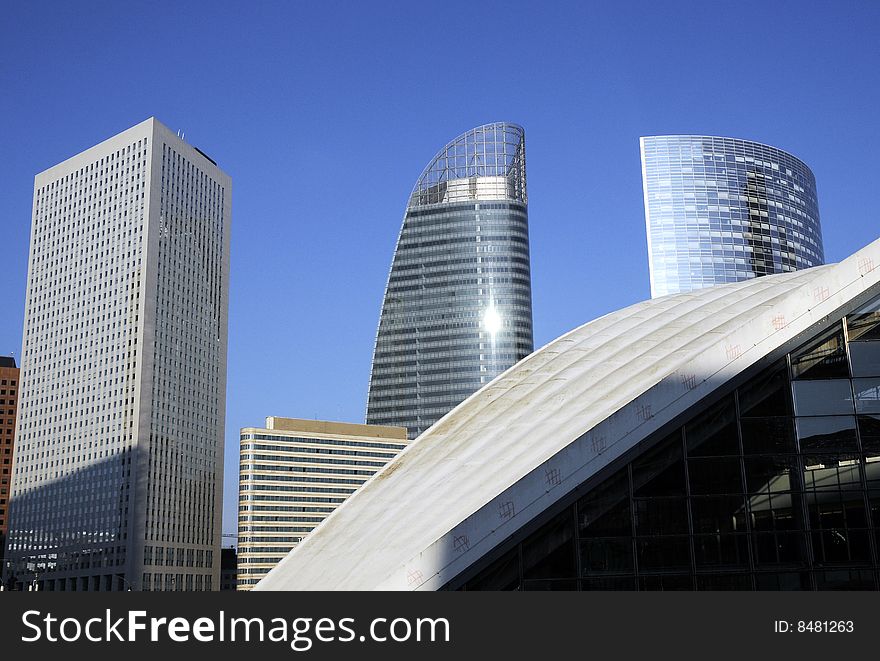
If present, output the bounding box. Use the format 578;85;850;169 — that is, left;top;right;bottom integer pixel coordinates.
256;237;880;591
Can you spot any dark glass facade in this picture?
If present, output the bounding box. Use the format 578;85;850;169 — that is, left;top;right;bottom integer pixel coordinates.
451;295;880;590
367;123;534;438
0;357;18;564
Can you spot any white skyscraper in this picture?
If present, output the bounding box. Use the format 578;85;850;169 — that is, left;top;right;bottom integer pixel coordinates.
3;118;231;591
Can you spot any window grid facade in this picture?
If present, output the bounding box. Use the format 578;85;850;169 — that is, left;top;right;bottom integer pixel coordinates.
641;135;824;298
367;123;534;439
3;118;230;591
237;419;408;589
453;295;880;590
0;357;19;555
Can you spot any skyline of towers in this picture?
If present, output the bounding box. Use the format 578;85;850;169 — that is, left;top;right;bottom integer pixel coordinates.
366;123;535;439
640;135;825;298
0;116;849;592
3;118;231;591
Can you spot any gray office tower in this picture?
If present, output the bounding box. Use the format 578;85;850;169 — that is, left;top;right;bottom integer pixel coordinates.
366;123;534;439
3;118;231;591
641;135;824;298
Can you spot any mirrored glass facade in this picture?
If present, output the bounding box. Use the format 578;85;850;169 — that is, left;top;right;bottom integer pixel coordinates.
366;123;534;438
641;135;824;298
450;295;880;590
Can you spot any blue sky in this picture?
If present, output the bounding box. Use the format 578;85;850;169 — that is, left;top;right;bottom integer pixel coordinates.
1;1;878;538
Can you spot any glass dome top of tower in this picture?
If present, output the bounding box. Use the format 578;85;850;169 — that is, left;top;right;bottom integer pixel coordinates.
409;122;527;207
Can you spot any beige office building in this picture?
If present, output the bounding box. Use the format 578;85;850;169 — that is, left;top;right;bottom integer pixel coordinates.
238;417;407;589
5;118;230;591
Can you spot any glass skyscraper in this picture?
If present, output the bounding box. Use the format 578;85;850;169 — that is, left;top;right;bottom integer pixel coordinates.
366;123;534;439
640;135;824;298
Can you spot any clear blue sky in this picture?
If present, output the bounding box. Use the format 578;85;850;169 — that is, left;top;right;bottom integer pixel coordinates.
1;1;878;539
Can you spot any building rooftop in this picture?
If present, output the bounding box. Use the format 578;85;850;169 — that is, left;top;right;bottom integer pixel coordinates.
409;122;527;207
256;236;880;591
253;417;408;440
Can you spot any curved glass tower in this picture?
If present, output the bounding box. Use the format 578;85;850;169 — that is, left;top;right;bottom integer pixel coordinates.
366;123;534;439
641;135;824;298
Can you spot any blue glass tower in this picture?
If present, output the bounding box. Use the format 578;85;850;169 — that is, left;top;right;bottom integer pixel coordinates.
641;135;824;298
366;123;534;439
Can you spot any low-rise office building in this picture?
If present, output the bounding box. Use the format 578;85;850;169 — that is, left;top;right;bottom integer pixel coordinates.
238;417;407;589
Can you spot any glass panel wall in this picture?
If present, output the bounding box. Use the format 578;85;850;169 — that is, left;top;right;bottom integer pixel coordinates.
455;297;880;591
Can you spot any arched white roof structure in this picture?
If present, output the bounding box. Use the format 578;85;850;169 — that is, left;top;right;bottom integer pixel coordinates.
256;237;880;591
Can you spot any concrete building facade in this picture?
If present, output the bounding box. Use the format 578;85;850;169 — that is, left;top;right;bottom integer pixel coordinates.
4;118;231;591
238;417;407;589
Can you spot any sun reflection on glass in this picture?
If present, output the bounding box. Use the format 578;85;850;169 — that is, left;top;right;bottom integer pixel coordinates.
483;303;502;335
